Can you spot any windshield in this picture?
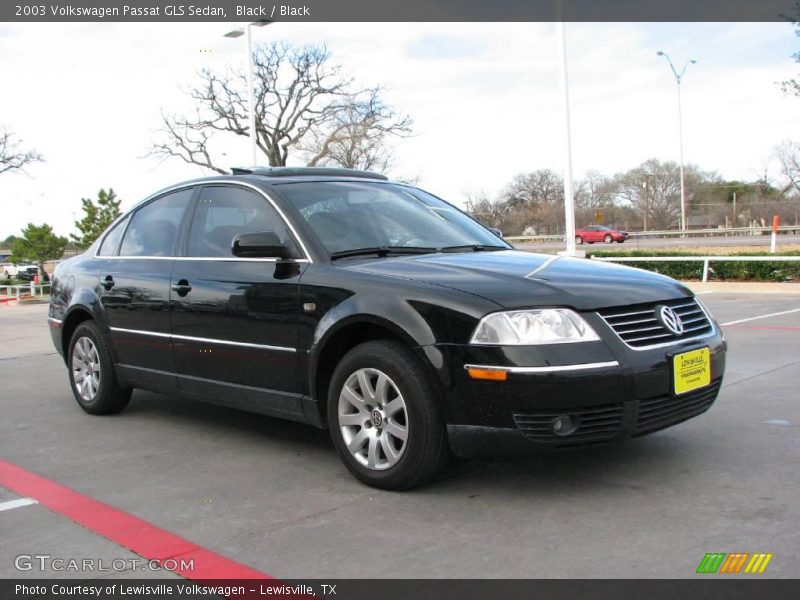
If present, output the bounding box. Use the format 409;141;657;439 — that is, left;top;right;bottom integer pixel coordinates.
275;181;509;256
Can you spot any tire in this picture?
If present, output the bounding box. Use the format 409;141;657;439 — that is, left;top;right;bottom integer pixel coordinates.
617;239;624;244
327;340;450;490
67;320;131;415
604;234;613;244
575;236;583;245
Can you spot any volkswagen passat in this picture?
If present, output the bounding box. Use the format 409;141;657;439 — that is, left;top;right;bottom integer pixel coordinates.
48;168;726;489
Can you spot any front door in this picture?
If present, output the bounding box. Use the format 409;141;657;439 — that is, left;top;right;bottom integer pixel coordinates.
170;184;307;419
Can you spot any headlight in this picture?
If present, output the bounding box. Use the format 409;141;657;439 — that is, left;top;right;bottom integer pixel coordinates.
470;309;600;345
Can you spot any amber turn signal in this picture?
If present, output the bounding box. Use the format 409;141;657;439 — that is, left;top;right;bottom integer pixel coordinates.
466;367;508;381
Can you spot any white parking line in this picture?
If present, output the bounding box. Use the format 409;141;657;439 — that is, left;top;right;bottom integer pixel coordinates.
0;497;38;512
722;308;800;327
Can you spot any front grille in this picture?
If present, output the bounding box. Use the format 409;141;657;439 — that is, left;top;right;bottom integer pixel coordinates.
598;297;714;349
635;377;722;435
513;404;624;444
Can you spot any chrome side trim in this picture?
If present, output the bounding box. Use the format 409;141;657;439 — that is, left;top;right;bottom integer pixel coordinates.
96;256;309;263
108;327;296;353
94;180;314;263
464;361;619;374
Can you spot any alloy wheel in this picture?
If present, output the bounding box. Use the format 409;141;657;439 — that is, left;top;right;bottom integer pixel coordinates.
338;368;409;470
72;336;101;402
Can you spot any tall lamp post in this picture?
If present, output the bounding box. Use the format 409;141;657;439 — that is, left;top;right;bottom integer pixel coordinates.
656;51;696;234
555;7;578;256
224;21;272;167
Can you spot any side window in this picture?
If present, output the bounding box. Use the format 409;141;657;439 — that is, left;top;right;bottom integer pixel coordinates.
119;189;194;257
187;186;299;258
97;216;129;257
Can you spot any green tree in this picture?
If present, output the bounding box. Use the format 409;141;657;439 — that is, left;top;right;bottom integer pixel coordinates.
10;223;68;279
72;188;122;249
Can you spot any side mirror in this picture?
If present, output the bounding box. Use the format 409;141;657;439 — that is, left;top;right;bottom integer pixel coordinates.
232;231;292;259
488;227;504;238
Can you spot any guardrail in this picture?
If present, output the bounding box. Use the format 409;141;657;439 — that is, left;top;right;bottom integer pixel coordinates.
505;225;800;244
0;283;51;301
589;255;800;283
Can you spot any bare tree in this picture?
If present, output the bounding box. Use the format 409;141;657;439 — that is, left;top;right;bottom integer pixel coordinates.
463;189;507;229
500;170;564;210
300;88;412;173
151;43;353;172
775;140;800;196
780;1;800;96
614;159;686;230
0;127;43;175
575;170;616;209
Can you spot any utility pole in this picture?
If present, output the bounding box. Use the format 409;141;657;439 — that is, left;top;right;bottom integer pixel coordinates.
732;191;737;227
642;179;649;231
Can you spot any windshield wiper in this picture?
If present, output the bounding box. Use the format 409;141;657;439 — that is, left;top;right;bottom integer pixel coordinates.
440;244;508;253
330;246;439;261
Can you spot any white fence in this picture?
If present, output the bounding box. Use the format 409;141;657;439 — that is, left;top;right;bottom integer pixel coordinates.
0;283;51;300
590;255;800;283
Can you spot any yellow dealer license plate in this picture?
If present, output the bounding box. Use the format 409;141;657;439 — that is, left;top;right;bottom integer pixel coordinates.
673;348;711;395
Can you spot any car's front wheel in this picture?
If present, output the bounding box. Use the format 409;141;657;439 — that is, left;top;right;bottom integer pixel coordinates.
68;321;131;415
327;340;450;490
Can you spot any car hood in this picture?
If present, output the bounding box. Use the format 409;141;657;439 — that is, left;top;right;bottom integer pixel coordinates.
346;250;691;311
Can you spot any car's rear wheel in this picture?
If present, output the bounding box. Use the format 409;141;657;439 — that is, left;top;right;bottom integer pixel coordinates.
68;321;131;415
327;340;450;490
575;235;583;245
604;234;613;243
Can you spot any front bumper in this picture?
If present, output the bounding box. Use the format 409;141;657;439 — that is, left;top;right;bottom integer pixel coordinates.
431;320;726;457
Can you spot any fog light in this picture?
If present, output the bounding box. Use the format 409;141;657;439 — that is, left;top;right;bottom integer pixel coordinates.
552;415;579;436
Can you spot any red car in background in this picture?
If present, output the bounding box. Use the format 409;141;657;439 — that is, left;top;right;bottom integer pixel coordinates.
575;225;629;245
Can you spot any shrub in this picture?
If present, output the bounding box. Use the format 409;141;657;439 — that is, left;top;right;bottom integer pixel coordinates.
585;250;800;282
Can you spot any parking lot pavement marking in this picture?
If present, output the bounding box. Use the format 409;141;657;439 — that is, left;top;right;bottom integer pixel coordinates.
0;497;37;512
0;458;273;580
725;324;800;331
721;307;800;326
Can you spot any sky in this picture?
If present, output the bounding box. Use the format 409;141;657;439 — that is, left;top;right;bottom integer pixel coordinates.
0;21;798;238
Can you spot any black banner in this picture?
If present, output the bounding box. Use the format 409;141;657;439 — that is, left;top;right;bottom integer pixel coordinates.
2;0;797;23
3;579;800;600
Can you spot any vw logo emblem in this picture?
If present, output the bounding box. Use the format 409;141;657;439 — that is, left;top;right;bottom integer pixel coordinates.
370;410;384;428
658;305;684;335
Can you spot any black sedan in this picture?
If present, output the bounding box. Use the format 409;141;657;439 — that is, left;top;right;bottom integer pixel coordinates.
48;167;726;489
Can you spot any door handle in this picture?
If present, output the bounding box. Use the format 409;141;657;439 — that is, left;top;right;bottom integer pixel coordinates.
101;275;115;291
171;279;192;297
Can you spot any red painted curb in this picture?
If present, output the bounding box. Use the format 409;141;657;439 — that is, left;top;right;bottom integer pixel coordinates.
0;459;272;581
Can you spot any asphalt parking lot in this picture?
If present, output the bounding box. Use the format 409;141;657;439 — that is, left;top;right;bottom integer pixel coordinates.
1;290;799;579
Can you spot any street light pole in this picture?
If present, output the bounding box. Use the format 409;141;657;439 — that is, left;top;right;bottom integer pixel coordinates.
656;51;696;234
225;21;272;167
245;24;257;167
556;17;578;256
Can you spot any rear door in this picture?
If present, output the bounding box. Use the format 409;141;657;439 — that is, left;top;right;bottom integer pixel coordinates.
98;187;195;393
170;184;308;419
